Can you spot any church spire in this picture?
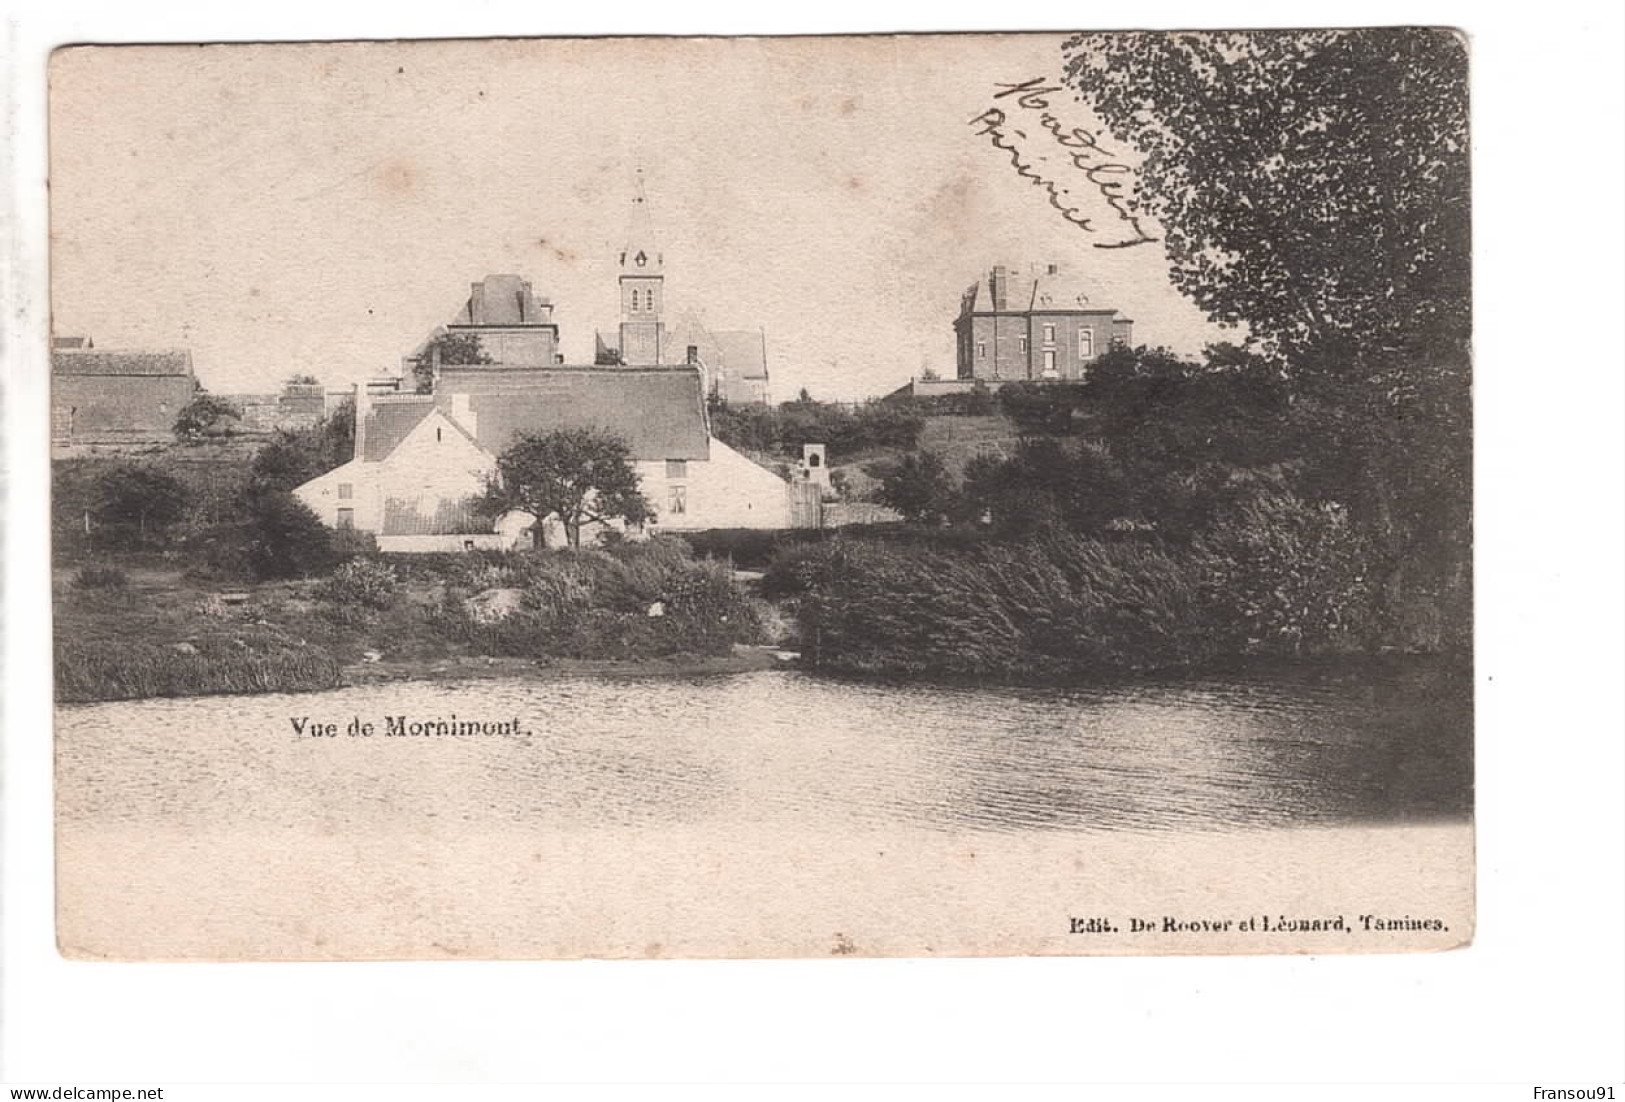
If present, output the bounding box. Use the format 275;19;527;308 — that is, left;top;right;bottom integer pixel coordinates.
619;167;663;275
617;167;666;365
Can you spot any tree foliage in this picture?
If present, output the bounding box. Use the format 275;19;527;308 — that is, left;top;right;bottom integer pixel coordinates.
90;464;189;544
246;491;336;580
871;450;955;523
249;398;356;494
1060;30;1471;645
410;331;493;393
173;393;243;444
1061;28;1470;369
477;428;653;549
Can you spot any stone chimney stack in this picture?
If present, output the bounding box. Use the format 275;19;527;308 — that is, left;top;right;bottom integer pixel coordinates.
990;265;1009;311
351;382;368;462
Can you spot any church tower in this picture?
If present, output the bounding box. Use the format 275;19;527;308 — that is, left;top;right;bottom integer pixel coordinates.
618;171;665;366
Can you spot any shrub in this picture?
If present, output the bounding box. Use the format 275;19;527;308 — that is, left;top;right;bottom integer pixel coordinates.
870;450;955;523
173;393;243;444
73;563;128;589
246;492;337;580
788;533;1226;677
1195;492;1381;655
316;559;399;610
88;464;189;547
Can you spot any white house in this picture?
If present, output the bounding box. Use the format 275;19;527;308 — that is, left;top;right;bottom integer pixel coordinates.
294;363;803;552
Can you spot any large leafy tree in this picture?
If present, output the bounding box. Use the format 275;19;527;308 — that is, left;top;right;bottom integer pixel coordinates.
1061;29;1472;648
1061;28;1470;372
478;428;654;549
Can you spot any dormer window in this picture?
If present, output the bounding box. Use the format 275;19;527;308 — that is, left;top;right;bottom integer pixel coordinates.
635;251;648;268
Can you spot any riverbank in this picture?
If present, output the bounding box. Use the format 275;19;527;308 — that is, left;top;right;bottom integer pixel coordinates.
337;644;792;689
53;539;778;702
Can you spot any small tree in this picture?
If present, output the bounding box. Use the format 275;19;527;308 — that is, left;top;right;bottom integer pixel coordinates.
477;428;653;550
90;464;188;545
871;450;955;524
285;373;320;386
250;401;355;494
247;491;336;580
173;393;243;444
410;331;493;393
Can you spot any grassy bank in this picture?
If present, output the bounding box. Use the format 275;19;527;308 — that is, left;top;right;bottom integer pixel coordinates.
54;539;771;703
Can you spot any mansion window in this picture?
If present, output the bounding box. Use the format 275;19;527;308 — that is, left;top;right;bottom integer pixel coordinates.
1078;328;1095;358
976;342;986;360
666;459;688;480
1042;323;1056;344
667;486;688;515
1018;337;1028;354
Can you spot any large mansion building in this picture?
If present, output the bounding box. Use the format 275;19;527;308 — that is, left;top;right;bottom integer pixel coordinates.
954;263;1133;382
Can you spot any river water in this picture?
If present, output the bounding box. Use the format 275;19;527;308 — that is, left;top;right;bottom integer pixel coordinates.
57;661;1471;835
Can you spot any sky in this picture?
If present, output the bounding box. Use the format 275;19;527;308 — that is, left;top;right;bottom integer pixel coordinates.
49;35;1234;401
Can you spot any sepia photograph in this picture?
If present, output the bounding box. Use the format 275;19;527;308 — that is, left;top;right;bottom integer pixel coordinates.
48;30;1474;961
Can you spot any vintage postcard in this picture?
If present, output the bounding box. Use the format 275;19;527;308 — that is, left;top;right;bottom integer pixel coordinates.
49;31;1472;960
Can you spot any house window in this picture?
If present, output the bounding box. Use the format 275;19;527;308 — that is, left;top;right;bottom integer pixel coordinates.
338;483;353;500
666;459;688;479
667;486;687;515
336;508;355;530
1079;328;1095;358
1042;323;1056;344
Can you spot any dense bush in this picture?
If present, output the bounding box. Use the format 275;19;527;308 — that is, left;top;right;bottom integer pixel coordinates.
707;396;925;460
172;393;243;444
1196;492;1381;655
86;463;189;547
246;492;337;580
789;533;1224;677
778;506;1387;677
429;538;763;660
248;402;355;494
869;450;955;524
316;558;399;611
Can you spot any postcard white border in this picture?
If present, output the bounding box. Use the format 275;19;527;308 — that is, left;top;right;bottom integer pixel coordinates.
5;0;1623;1091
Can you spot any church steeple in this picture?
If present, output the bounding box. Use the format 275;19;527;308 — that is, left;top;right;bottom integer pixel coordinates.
618;168;666;365
619;169;664;275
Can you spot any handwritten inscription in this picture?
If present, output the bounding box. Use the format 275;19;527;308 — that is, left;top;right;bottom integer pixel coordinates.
970;77;1158;249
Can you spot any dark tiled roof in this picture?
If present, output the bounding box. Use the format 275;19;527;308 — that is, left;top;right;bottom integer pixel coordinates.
361;397;435;462
961;269;1123;316
453;274;551;327
436;366;710;462
51;350;193;377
